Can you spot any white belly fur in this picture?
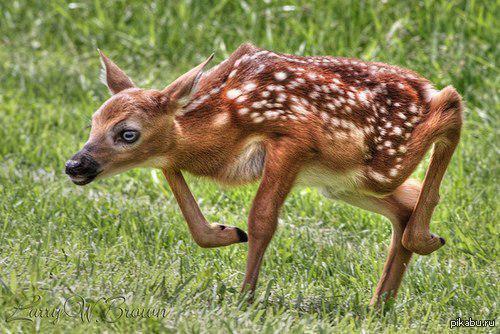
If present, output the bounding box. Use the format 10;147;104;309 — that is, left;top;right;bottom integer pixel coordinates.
218;137;266;184
219;138;363;196
296;165;364;198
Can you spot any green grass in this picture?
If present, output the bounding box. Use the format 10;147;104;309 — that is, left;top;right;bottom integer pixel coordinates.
0;0;498;332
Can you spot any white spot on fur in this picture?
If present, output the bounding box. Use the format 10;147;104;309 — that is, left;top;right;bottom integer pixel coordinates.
330;117;340;127
358;91;370;105
307;73;317;80
213;112;229;127
397;112;407;120
227;89;242;99
291;104;308;115
300;97;311;106
252;100;267;109
274;72;287;81
264;110;280;119
236;95;247;103
276;93;287;103
228;69;238;78
256;64;266;73
309;91;320;99
409;104;418;114
392;127;403;136
242;82;257;92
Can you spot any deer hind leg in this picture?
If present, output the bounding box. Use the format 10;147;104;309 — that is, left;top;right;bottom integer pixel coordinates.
401;131;460;255
402;87;463;255
334;178;421;306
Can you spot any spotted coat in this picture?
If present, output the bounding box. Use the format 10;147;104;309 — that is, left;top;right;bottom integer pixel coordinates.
175;43;443;195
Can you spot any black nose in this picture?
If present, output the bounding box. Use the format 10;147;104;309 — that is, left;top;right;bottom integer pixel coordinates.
65;154;99;177
65;159;82;176
65;159;81;169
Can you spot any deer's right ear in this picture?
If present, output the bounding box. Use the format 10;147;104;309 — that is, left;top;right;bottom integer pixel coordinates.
98;50;135;95
161;54;214;106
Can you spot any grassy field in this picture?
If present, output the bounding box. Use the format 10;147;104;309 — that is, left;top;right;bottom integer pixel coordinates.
0;0;498;332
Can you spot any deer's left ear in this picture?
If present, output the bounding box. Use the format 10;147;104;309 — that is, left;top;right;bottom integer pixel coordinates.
98;49;135;95
162;54;214;106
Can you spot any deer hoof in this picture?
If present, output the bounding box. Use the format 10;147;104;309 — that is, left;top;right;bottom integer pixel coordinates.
213;224;248;244
235;227;248;242
402;231;445;255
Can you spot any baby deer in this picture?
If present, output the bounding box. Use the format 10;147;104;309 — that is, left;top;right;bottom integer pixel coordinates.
66;43;462;305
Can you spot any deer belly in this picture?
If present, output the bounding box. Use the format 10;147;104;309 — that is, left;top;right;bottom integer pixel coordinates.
296;165;364;197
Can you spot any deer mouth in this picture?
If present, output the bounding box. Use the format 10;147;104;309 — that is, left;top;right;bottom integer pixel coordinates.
68;171;101;186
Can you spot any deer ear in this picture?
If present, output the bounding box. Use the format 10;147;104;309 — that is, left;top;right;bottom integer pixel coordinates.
162;53;214;106
98;49;135;95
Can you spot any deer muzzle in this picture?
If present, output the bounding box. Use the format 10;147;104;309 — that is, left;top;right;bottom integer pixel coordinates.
65;150;101;185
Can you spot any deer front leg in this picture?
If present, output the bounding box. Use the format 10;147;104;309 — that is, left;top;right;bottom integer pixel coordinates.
241;144;299;294
162;168;247;248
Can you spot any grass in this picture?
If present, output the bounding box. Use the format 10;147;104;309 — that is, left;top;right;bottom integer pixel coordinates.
0;0;498;332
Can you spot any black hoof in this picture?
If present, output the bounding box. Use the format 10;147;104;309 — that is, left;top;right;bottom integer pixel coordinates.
439;237;446;245
235;227;248;242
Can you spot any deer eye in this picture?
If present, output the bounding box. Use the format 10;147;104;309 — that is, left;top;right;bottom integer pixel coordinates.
120;130;139;143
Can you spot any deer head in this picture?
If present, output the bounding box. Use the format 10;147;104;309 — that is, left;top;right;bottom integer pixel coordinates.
65;51;213;185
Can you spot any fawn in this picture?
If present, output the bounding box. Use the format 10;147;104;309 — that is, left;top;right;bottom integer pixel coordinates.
66;43;462;305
